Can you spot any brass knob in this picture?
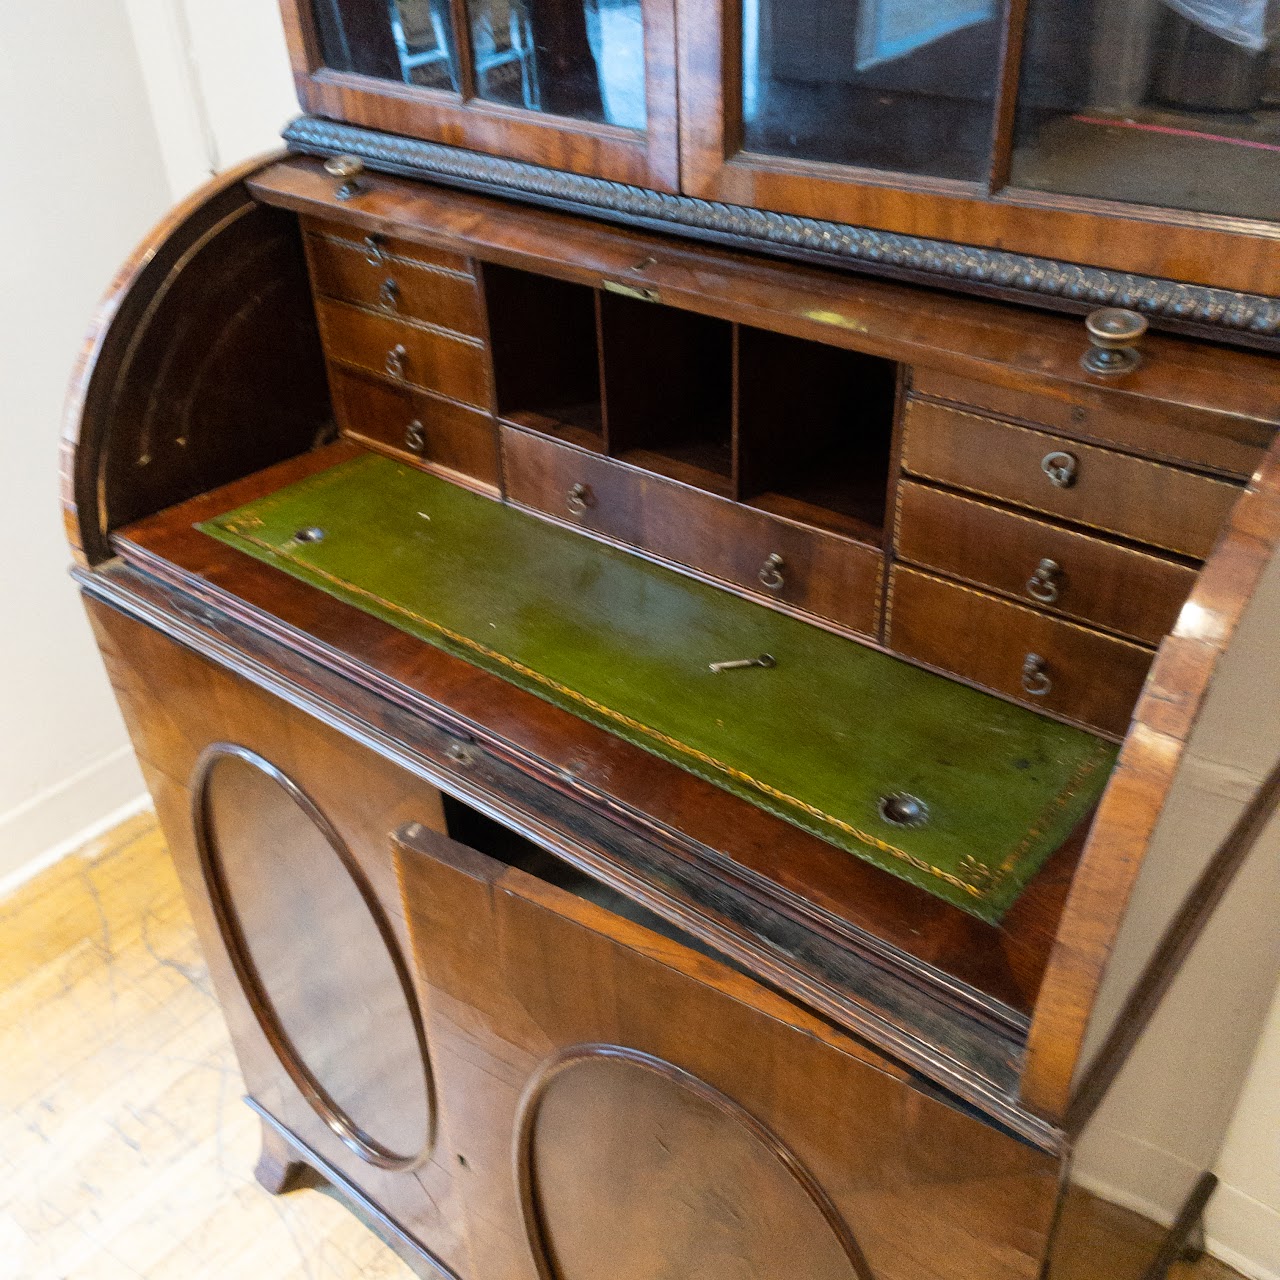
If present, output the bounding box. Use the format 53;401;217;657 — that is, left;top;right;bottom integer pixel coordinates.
566;482;593;516
1041;451;1078;489
1021;653;1053;697
878;792;929;828
385;344;407;379
324;154;365;201
1082;307;1147;375
758;553;785;591
1026;558;1062;604
405;420;426;454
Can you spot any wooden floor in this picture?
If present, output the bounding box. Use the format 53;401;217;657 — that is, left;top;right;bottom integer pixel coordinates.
0;813;1247;1280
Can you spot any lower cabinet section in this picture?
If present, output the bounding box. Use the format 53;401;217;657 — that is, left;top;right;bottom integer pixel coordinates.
87;595;1062;1280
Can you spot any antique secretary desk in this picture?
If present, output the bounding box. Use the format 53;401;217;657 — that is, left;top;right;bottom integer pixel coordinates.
64;2;1280;1278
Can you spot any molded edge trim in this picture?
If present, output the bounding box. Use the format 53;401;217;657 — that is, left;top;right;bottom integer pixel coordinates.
282;116;1280;346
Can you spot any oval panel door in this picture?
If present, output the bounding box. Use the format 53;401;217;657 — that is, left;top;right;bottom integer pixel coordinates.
517;1046;869;1280
194;744;433;1168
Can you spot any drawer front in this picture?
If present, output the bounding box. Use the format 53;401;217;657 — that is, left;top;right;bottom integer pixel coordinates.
501;426;882;637
331;368;500;490
307;232;485;339
317;297;491;410
911;368;1268;480
887;566;1154;737
895;481;1197;646
304;217;475;278
901;399;1241;558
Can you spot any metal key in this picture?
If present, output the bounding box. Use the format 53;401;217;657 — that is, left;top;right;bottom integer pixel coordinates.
708;654;777;674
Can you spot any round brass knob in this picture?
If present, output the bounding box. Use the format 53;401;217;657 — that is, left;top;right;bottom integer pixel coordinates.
324;154;365;201
878;792;929;828
1082;307;1148;375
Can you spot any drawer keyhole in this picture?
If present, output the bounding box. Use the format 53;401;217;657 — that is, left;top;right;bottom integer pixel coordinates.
1022;653;1053;697
1026;558;1062;604
1041;451;1078;489
758;553;786;591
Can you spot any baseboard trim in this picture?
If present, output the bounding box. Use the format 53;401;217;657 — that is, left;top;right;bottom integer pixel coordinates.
0;746;150;898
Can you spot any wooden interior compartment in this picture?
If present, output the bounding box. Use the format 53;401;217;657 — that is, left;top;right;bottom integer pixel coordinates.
486;265;604;451
600;290;735;498
331;367;500;492
108;446;1096;1033
738;326;897;544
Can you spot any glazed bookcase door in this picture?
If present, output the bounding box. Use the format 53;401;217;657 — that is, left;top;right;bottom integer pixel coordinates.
675;0;1280;294
393;822;1061;1280
281;0;679;190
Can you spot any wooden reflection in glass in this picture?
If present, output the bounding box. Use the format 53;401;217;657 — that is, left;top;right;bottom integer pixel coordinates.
313;0;460;91
1010;0;1280;220
739;0;1003;180
466;0;647;127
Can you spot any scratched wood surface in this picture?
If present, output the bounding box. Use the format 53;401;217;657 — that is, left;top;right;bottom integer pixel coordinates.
0;811;414;1280
0;811;1246;1280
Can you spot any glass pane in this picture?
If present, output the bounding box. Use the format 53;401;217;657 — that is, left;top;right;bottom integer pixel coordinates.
467;0;647;128
1011;0;1280;221
313;0;460;92
741;0;1004;181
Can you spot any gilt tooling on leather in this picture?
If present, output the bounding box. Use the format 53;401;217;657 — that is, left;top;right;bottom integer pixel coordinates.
199;452;1117;921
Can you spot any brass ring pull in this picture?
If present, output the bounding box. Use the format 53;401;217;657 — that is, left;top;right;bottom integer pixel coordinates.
1041;451;1078;489
385;344;407;379
1026;558;1062;604
364;235;385;267
1021;653;1053;697
758;553;785;591
404;420;426;454
379;278;400;312
566;483;593;516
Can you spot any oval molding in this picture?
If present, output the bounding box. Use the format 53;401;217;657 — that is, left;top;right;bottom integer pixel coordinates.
191;742;435;1170
514;1044;874;1280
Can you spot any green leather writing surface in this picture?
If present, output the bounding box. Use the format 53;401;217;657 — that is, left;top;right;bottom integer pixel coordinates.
200;453;1117;921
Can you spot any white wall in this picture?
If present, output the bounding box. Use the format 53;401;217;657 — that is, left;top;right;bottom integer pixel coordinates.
124;0;297;200
0;2;173;891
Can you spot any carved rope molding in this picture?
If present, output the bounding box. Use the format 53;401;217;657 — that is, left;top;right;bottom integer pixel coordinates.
283;116;1280;340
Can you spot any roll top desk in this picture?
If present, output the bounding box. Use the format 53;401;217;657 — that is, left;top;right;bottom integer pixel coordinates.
65;3;1280;1276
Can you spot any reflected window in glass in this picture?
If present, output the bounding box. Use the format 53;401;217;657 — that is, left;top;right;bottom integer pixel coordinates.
1010;0;1280;220
466;0;647;128
740;0;1003;181
313;0;460;91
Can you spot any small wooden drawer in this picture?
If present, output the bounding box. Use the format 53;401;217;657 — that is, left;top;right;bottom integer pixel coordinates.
911;368;1268;480
317;298;491;410
901;398;1241;558
501;426;882;637
331;368;500;489
887;566;1154;737
306;231;485;338
895;481;1197;645
304;216;474;277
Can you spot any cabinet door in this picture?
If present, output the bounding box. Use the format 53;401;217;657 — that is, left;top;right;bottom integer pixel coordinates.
394;823;1062;1280
87;599;473;1277
281;0;678;190
674;0;1278;293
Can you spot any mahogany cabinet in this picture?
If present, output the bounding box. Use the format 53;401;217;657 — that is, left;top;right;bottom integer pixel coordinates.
60;5;1280;1274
